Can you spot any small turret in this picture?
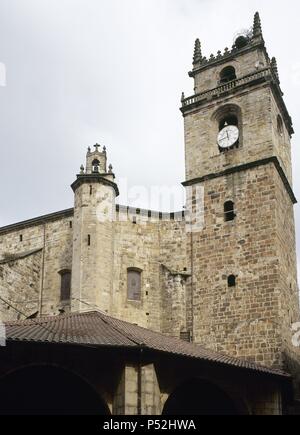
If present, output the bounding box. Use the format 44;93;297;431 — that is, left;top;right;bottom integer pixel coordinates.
85;143;108;175
71;143;118;315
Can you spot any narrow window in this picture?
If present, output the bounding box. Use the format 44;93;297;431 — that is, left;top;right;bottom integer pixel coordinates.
90;185;93;195
277;115;284;137
220;66;237;84
69;221;72;229
228;275;236;288
88;235;91;246
224;201;235;222
127;268;142;301
19;234;23;242
132;216;137;224
59;270;71;302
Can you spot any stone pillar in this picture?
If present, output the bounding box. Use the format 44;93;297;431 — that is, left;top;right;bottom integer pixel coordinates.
141;364;162;415
252;388;282;415
161;266;189;338
113;365;139;415
113;364;161;415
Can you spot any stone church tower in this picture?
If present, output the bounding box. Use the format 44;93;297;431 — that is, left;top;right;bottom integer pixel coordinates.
181;12;300;376
1;12;300;413
71;144;119;314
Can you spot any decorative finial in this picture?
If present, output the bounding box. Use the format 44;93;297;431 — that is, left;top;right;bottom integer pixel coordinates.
253;12;262;37
217;50;222;59
224;47;229;54
103;145;106;153
209;53;215;61
193;39;202;64
94;143;100;152
271;57;280;83
87;146;91;153
181;92;185;103
80;164;84;174
108;164;113;173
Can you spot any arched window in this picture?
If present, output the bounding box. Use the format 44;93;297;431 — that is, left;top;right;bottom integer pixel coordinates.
219;115;238;131
224;201;235;222
220;66;237;84
228;275;236;288
59;270;71;302
92;159;100;173
127;268;142;301
212;104;242;151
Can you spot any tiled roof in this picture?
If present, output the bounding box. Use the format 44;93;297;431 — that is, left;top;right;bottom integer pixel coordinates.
5;311;289;379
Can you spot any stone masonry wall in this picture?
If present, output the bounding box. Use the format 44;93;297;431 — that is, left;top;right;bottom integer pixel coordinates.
193;47;269;95
71;181;115;315
189;163;285;367
0;207;189;338
0;251;42;321
0;214;73;319
111;209;188;332
184;84;274;183
274;167;300;390
270;92;293;185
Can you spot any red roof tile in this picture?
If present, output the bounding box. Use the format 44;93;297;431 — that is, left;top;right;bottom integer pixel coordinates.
5;311;290;379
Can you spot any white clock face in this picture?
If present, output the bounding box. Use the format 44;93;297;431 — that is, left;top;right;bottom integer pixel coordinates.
217;125;239;149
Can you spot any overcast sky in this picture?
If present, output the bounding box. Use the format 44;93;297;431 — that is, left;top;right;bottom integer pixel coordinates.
1;0;300;266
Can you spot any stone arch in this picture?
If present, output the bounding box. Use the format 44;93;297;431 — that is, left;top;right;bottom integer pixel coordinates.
213;60;240;84
0;363;111;415
162;378;247;415
92;159;100;173
220;65;237;84
211;103;243;148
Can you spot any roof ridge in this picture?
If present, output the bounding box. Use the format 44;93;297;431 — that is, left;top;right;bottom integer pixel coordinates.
100;314;144;347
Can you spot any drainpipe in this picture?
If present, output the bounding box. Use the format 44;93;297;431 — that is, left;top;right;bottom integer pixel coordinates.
39;222;46;316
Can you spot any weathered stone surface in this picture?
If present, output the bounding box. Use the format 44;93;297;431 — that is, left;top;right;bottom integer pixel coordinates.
0;12;299;415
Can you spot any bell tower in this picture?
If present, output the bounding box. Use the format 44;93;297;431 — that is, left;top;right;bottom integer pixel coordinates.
71;144;118;314
182;12;300;372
